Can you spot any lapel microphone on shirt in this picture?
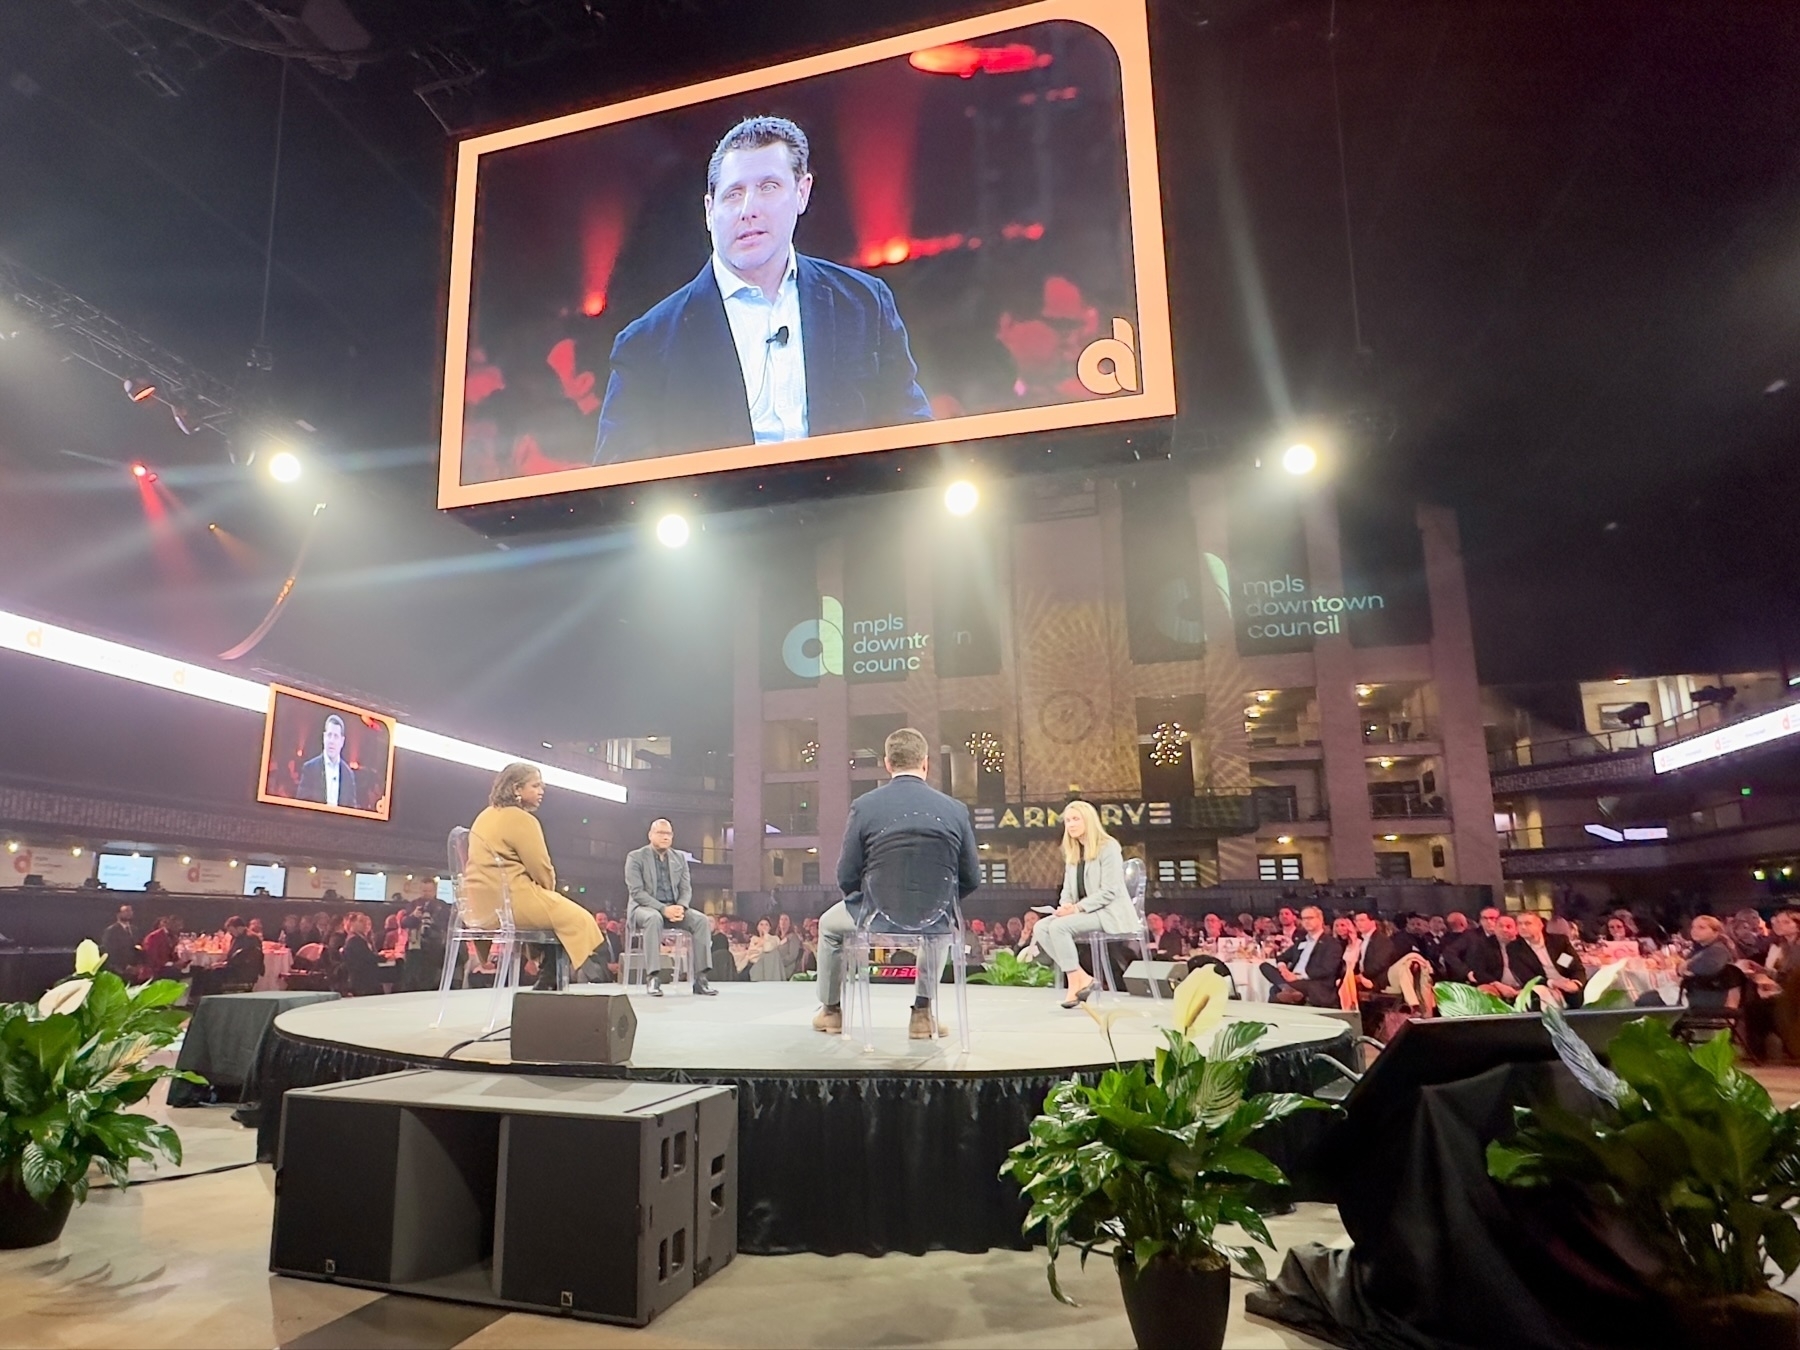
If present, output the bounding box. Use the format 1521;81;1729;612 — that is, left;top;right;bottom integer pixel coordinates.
766;325;791;347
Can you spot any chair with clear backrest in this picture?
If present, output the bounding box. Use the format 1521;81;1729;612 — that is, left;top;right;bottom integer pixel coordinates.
840;830;972;1055
432;825;565;1033
1071;856;1163;1003
618;917;693;990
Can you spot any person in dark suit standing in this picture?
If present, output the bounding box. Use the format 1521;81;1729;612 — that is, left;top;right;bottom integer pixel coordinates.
813;728;980;1040
99;904;140;978
1260;905;1345;1007
593;115;931;466
297;714;359;809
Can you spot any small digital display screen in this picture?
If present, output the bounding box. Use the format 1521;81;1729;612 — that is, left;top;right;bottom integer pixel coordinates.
244;864;286;896
95;853;152;891
258;684;396;821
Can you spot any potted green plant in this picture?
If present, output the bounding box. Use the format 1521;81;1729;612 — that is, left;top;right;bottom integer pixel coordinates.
1487;1007;1800;1349
968;949;1055;987
1001;968;1327;1350
0;940;200;1248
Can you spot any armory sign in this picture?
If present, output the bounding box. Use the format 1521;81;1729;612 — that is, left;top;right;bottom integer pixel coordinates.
973;801;1177;834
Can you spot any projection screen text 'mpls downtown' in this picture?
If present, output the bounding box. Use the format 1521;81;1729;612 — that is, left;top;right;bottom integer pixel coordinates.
438;0;1172;509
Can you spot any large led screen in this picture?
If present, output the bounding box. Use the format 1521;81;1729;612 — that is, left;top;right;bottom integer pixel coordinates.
258;685;396;821
438;0;1172;509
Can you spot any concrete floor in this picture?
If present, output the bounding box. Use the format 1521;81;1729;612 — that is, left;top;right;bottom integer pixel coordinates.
0;1080;1338;1349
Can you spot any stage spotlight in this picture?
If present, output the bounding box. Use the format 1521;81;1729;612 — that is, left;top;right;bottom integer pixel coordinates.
130;462;152;480
1691;684;1738;707
944;480;979;515
655;513;690;548
268;450;302;483
122;377;157;403
1281;443;1318;475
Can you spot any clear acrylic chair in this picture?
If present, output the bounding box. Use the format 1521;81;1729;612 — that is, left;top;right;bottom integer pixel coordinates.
1057;856;1163;1004
842;895;971;1055
432;825;565;1033
619;918;694;990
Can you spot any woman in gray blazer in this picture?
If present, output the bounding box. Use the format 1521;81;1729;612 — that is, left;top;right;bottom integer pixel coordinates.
1032;800;1140;1008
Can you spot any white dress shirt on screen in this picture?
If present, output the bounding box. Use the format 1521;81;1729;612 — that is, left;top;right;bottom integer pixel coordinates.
324;756;340;807
712;250;807;443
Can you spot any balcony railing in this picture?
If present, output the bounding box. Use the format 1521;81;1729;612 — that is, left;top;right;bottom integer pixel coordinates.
1486;700;1774;772
1369;795;1448;820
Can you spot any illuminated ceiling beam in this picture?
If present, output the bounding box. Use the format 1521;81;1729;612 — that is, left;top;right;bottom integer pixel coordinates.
0;608;627;803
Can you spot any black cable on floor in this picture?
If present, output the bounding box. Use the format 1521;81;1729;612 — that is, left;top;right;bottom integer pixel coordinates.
444;1024;511;1057
90;1159;261;1190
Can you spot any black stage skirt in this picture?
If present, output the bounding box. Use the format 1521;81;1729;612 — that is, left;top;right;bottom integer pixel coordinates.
248;1024;1350;1256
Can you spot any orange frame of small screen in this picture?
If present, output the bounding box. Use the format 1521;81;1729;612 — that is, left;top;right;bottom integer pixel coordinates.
256;683;398;822
437;0;1172;510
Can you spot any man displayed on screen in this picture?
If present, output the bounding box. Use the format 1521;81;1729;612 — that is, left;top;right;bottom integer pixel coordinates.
593;115;932;465
297;714;359;809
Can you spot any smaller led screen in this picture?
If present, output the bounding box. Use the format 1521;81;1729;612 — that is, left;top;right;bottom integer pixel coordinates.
353;872;389;902
258;685;396;821
95;853;152;891
243;864;286;897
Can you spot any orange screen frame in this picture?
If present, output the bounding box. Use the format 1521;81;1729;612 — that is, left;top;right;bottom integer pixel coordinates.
257;683;398;822
437;0;1172;510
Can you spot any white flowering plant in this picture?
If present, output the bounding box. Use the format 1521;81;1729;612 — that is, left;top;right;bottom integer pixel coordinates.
0;941;200;1203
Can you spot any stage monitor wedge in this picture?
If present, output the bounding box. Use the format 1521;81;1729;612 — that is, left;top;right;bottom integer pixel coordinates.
438;0;1173;514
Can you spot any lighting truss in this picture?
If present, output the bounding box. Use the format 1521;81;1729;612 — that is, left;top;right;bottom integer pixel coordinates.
0;253;236;435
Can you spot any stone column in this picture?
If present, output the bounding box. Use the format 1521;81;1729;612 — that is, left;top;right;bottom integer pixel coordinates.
1190;471;1259;882
730;570;764;901
1303;487;1377;879
814;535;851;883
1418;504;1504;890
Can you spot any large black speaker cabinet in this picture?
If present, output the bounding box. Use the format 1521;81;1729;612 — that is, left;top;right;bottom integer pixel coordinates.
1122;959;1185;997
271;1071;736;1325
510;989;637;1064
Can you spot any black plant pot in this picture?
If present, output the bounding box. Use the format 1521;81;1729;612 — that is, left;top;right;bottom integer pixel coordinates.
1116;1253;1233;1350
0;1173;74;1249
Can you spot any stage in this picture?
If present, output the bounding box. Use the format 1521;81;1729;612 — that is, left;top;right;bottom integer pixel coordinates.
256;985;1351;1256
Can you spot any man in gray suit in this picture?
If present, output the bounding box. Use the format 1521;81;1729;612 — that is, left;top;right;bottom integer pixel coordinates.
625;819;717;996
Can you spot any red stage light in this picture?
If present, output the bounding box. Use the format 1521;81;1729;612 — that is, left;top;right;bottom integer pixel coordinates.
581;292;606;317
130;462;156;482
909;42;1046;78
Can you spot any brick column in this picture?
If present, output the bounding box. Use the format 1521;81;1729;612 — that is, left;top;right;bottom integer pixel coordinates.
1418;504;1503;890
1190;471;1258;882
1303;487;1377;879
731;571;764;901
814;536;851;883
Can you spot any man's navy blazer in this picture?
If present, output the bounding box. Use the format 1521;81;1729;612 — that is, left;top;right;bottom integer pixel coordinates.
593;253;931;464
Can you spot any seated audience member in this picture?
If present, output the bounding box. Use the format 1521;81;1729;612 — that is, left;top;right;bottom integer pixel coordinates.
247;917;265;941
775;912;804;979
1016;911;1039;953
1145;913;1167;950
1201;913;1228;947
1729;908;1772;965
383;907;405;952
222;916;265;987
1251;916;1276;942
1745;909;1800;1058
325;915;351;965
339;912;383;996
1003;916;1025;949
1235;911;1255;938
1481;913;1547;1000
1349;908;1411;996
1517;911;1585;1006
1647;914;1736;1012
277;913;302;948
748;916;788;981
1276;906;1300;946
1441;908;1498;983
139;914;187;981
1259;905;1344;1007
99;905;140;977
1156;916;1189;960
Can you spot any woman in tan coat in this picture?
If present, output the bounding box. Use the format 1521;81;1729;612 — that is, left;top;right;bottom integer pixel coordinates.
465;763;600;977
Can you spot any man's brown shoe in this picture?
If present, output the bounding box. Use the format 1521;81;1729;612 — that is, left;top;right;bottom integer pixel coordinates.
908;1007;950;1039
812;1007;843;1034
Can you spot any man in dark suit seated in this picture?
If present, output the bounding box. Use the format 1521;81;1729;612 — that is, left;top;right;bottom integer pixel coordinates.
1348;908;1412;997
1259;905;1344;1007
1440;906;1500;983
624;819;717;997
813;728;980;1040
221;915;265;989
1517;910;1586;1006
297;714;359;809
593;115;930;466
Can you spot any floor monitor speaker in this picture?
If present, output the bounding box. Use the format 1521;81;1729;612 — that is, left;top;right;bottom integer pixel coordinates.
511;990;637;1064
